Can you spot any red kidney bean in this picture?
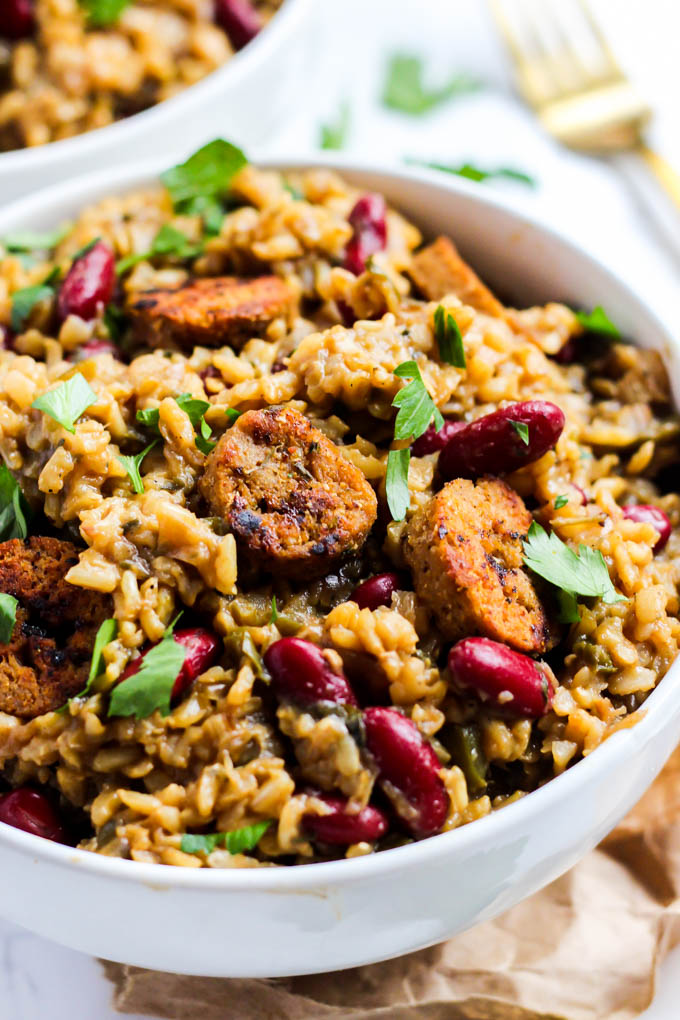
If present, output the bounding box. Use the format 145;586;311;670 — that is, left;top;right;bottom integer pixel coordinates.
0;0;34;39
343;194;387;276
622;504;671;553
119;628;221;701
412;419;466;457
68;338;120;362
0;325;12;350
0;788;66;842
264;637;358;708
438;400;565;481
214;0;261;49
304;794;388;845
351;572;404;611
57;241;115;322
363;707;448;838
553;337;578;365
448;637;553;718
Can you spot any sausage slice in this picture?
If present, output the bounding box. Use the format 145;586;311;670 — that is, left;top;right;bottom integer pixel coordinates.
129;275;295;350
200;406;377;579
404;478;551;654
409;236;505;317
0;537;112;719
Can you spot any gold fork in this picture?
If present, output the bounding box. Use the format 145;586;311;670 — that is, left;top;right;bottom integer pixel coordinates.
489;0;680;258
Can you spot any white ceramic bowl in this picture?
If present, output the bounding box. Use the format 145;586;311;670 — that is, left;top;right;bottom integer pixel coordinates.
0;0;314;206
0;156;679;978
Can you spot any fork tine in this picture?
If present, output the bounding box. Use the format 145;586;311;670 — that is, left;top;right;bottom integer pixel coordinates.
489;0;567;108
574;0;622;78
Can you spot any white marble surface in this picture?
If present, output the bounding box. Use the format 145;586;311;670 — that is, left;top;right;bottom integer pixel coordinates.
1;0;680;1016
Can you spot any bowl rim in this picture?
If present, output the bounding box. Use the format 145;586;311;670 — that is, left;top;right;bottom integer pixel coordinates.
0;0;313;170
0;152;678;891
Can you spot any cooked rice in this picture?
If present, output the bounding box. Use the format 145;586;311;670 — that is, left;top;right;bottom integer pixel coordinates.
0;159;679;867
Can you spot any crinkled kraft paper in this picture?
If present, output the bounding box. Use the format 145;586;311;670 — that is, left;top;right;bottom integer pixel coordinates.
104;748;680;1020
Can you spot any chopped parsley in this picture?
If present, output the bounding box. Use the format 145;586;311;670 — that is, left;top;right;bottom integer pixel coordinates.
270;596;278;623
70;237;100;261
410;160;536;187
180;820;271;856
382;54;481;116
523;521;626;623
78;0;130;27
574;305;621;339
554;494;569;510
11;284;54;332
161;139;247;208
510;420;530;445
433;304;466;368
0;464;30;541
3;223;71;253
117;441;158;495
116;224;203;275
0;594;18;644
136;393;216;454
31;372;97;434
108;622;187;719
320;102;351;150
386;361;444;522
70;617;118;703
103;303;127;341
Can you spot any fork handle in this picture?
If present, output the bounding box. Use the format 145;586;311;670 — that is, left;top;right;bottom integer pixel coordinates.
612;145;680;265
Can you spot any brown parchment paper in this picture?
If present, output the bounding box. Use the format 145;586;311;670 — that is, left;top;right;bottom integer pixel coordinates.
103;747;680;1020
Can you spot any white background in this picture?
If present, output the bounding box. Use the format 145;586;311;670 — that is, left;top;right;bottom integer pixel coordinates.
1;0;679;1016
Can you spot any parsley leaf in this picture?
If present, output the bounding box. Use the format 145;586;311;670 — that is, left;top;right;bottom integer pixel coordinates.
392;361;444;441
0;464;30;541
181;820;271;856
320;102;351;150
181;195;225;236
31;372;97;433
554;494;569;510
574;305;621;339
11;284;54;332
386;447;411;522
103;303;126;341
523;521;626;623
108;628;187;719
116;224;203;275
433;304;465;368
410;160;536;187
270;596;278;623
75;617;118;700
70;237;100;261
3;223;71;253
78;0;130;27
117;441;158;495
161;139;248;207
0;593;18;644
510;420;530;445
137;393;215;454
382;54;481;116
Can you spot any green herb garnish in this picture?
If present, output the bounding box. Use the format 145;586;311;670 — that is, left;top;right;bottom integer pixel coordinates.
108;623;186;719
574;305;621;339
161;139;248;208
103;303;126;342
385;447;411;522
78;0;130;27
392;361;444;441
320;102;351;150
554;494;569;510
3;223;71;253
0;594;18;644
11;284;54;332
70;237;100;261
433;304;465;368
0;464;30;541
382;54;481;115
136;393;216;453
410;160;535;187
510;420;530;445
117;441;158;495
31;372;97;434
523;521;626;623
116;224;203;275
270;596;278;623
181;820;271;856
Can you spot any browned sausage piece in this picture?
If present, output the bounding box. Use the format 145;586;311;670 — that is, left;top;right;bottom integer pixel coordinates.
129;275;295;350
404;478;551;654
200;406;377;580
0;537;112;719
409;236;505;317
